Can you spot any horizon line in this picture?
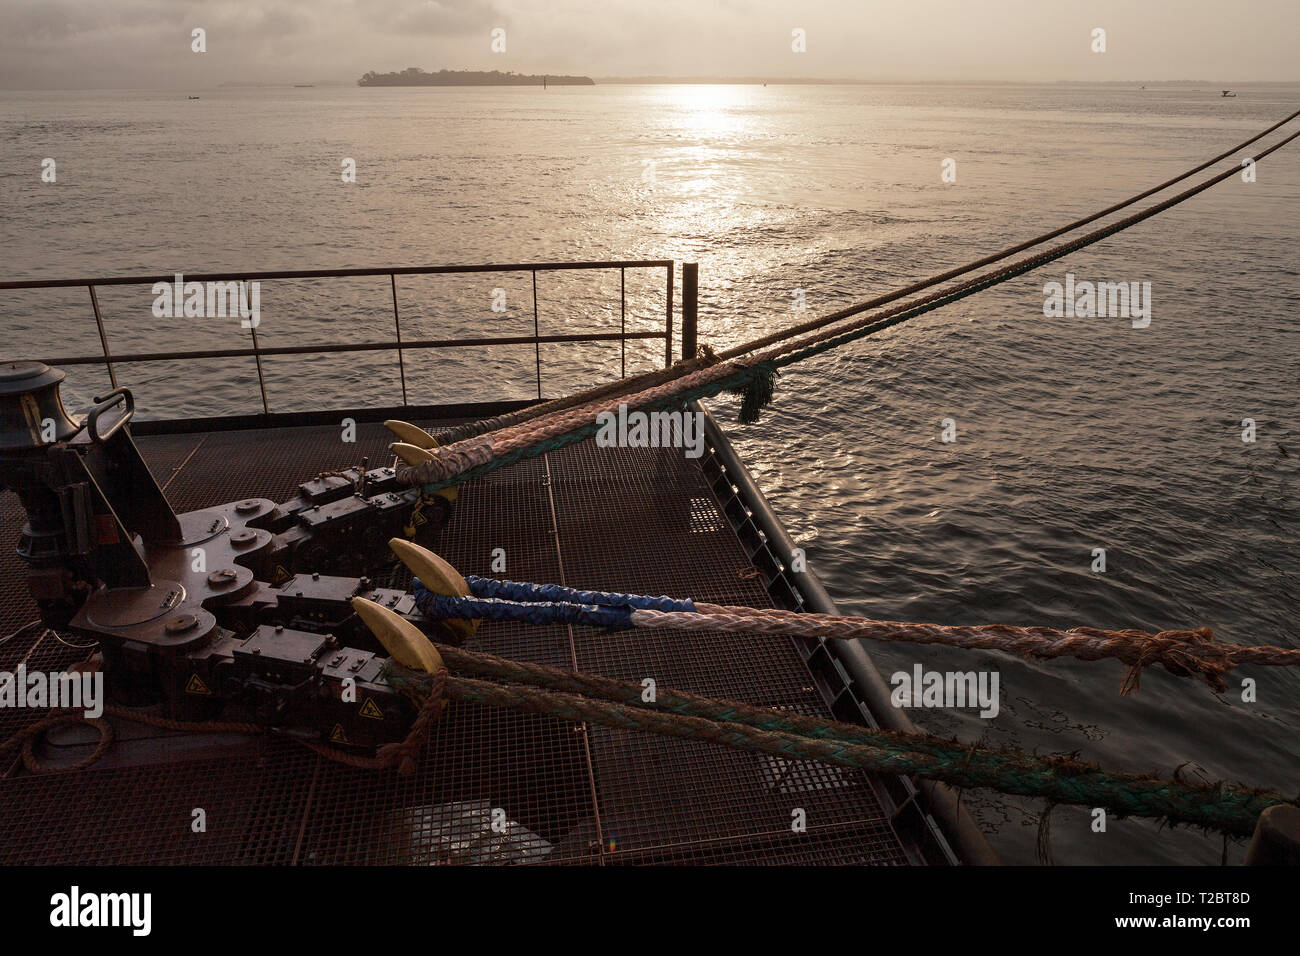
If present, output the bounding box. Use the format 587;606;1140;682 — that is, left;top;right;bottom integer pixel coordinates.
4;77;1300;92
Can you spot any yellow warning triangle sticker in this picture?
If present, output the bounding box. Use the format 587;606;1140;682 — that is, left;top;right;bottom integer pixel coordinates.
329;723;350;745
185;674;212;695
359;698;384;720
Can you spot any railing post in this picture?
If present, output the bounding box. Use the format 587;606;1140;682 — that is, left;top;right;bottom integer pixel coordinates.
391;273;408;406
620;267;626;379
681;262;698;363
532;270;542;400
88;284;118;389
664;263;674;369
247;280;270;415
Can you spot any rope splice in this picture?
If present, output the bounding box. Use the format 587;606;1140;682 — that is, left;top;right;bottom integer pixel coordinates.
399;552;1299;695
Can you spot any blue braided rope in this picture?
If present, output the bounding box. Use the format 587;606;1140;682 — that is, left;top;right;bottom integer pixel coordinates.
413;579;635;630
465;575;697;612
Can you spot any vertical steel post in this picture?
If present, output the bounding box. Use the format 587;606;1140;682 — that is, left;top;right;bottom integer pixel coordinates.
532;270;542;400
88;284;118;389
664;263;674;369
247;280;270;414
620;267;626;379
681;262;698;363
391;273;408;406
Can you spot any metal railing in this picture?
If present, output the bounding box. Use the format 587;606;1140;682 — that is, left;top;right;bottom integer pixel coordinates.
1;260;690;414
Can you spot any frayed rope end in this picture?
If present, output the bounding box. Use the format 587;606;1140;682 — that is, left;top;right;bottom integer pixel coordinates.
733;363;779;425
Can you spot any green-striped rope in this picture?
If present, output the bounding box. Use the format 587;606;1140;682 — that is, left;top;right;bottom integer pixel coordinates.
386;652;1294;837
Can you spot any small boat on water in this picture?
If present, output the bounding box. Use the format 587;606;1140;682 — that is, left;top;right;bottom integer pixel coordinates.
1222;90;1237;97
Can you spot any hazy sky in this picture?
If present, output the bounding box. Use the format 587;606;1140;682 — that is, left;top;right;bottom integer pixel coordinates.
2;0;1297;88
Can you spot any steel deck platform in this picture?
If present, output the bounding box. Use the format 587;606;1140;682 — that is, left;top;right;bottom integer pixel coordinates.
0;412;952;865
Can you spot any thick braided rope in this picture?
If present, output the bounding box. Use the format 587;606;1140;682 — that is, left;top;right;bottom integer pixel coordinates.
749;125;1300;373
397;368;754;493
427;642;991;755
422;109;1300;449
695;604;1300;673
103;704;264;735
421;671;1290;836
398;360;747;485
412;585;1300;692
758;130;1300;370
420;591;637;629
715;106;1300;361
639;607;1250;691
0;705;260;775
396;125;1300;492
430;355;722;446
0;710;115;774
464;574;698;612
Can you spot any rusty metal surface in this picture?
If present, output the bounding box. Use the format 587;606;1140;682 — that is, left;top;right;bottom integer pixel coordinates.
0;420;913;865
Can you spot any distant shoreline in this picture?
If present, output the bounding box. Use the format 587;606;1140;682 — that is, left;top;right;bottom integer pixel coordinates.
4;79;1297;92
358;69;593;87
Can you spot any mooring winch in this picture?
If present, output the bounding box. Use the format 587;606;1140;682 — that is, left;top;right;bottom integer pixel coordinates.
0;360;462;752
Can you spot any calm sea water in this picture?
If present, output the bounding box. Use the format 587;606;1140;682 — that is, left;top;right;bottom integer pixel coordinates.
2;84;1298;864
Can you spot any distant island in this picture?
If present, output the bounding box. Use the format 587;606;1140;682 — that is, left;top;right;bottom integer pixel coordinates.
358;68;594;87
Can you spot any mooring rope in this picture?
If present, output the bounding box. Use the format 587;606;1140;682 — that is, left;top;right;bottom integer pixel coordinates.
468;575;698;611
380;656;1292;837
0;710;115;775
716;106;1300;361
396;121;1300;493
428;354;723;447
413;578;1299;693
421;108;1300;447
10;632;1287;835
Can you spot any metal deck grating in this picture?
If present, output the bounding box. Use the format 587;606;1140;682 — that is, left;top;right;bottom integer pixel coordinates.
0;737;319;865
0;419;914;865
0;627;95;761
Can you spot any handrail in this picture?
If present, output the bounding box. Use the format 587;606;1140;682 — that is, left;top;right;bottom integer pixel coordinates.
2;259;690;417
0;260;674;290
35;331;668;367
